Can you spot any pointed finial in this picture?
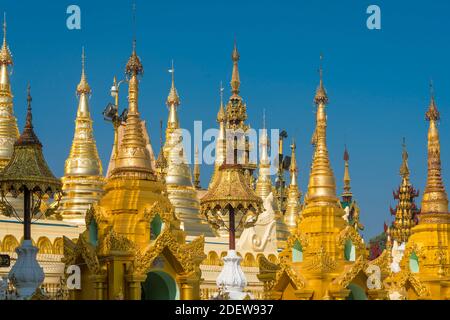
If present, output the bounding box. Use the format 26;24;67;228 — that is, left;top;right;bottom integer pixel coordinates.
132;1;137;45
27;83;31;108
220;81;224;105
217;81;226;122
230;41;241;95
2;12;6;44
426;80;440;121
125;38;143;76
400;137;410;179
0;12;12;66
166;59;180;106
343;145;352;198
289;139;298;186
15;83;42;146
314;54;328;105
81;46;85;74
77;46;91;95
343;144;349;162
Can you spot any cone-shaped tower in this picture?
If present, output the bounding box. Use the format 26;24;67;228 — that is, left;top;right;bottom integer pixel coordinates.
255;112;272;199
388;139;419;244
392;86;450;300
162;64;212;236
258;61;366;301
66;40;205;300
284;141;301;233
58;48;105;224
109;40;154;179
340;147;364;232
0;14;19;169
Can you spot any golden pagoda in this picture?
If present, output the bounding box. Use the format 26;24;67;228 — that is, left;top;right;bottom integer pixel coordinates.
388;140;419;244
209;83;227;188
0;14;19;170
162;63;212;236
223;43;256;184
386;88;450;300
284;141;301;234
57;48;104;225
340;148;364;232
63;41;205;300
258;63;383;300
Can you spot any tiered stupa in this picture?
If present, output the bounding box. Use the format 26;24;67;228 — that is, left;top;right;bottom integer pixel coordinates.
63;41;205;300
57;48;104;225
386;88;450;300
258;64;385;300
162;64;212;236
0;15;19;170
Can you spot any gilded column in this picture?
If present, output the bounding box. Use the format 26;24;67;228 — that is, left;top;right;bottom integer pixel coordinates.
0;14;19;169
58;48;105;224
125;273;147;300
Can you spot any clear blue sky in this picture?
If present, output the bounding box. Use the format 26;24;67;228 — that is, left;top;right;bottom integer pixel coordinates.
2;0;449;240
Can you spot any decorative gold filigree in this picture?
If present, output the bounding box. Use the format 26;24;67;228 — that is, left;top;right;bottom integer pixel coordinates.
304;245;337;273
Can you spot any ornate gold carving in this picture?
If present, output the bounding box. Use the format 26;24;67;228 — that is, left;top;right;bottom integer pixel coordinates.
304;245;337;273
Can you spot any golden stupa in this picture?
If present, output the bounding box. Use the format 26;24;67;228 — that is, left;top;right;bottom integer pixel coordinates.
63;41;205;300
161;63;213;236
57;48;105;224
257;65;386;300
0;15;19;170
283;142;302;234
385;89;450;300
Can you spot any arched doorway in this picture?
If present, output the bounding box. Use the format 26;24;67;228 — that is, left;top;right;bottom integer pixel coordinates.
346;283;368;300
141;270;179;300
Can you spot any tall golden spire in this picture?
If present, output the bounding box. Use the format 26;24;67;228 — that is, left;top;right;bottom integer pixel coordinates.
421;83;449;215
58;48;104;223
389;139;419;243
226;41;248;130
165;60;180;148
0;13;12;68
306;57;337;206
111;40;154;179
216;82;227;167
193;145;201;189
285;141;301;232
399;137;409;181
231;40;240;95
255;110;272;199
0;12;19;169
342;146;352;199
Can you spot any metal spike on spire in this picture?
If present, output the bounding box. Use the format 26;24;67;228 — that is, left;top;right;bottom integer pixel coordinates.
231;40;241;95
314;53;328;105
421;83;448;215
217;81;226;123
343;145;352;198
76;46;91;95
399;137;410;180
166;59;180;107
2;12;6;44
15;84;41;146
0;11;12;66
